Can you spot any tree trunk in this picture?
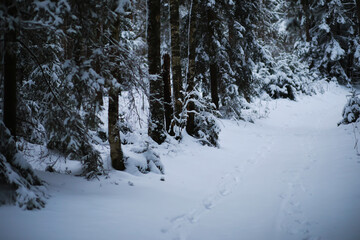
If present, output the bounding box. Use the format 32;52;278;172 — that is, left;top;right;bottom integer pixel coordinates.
228;7;236;53
147;0;165;144
162;54;173;133
170;0;182;127
108;89;125;170
186;0;198;136
207;5;219;109
3;0;18;138
301;0;311;42
1;0;46;210
108;12;125;171
356;0;360;34
210;63;219;109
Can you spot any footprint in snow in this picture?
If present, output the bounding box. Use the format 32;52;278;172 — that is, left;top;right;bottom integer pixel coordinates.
203;195;217;209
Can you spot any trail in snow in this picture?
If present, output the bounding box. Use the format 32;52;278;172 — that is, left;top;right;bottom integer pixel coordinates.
163;84;360;240
161;124;276;240
0;84;360;240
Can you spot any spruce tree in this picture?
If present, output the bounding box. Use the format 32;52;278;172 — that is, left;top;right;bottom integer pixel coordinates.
108;6;125;171
170;0;183;133
1;0;46;209
186;0;199;136
147;0;166;144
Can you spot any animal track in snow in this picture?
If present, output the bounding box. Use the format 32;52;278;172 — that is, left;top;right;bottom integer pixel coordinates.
277;175;312;238
162;134;275;240
276;133;320;240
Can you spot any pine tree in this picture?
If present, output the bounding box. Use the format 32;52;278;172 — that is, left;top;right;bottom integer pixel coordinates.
0;0;46;209
206;1;219;109
170;0;182;133
282;0;360;85
357;0;360;34
185;0;199;136
162;53;173;133
3;0;17;138
108;6;125;171
147;0;166;144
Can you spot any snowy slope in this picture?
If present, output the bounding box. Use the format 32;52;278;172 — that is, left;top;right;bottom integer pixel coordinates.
1;84;360;240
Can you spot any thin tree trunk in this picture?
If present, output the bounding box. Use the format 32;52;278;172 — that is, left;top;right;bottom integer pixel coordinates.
170;0;182;127
108;89;125;170
210;64;219;109
301;0;311;42
186;0;198;136
228;7;235;53
108;13;125;171
147;0;165;144
207;5;219;109
356;0;360;34
163;54;173;133
3;0;18;138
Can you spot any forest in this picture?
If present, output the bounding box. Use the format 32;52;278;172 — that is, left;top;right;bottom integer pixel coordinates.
1;0;360;239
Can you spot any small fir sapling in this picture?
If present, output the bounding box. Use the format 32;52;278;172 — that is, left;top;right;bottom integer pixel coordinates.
338;90;360;125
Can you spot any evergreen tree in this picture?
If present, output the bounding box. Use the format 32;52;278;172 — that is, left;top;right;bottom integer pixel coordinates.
147;0;166;144
162;53;173;133
107;3;126;171
282;0;360;85
0;0;46;209
185;0;199;137
357;0;360;34
170;0;183;134
3;0;17;138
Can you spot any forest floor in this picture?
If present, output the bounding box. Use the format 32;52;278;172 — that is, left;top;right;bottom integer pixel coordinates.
1;83;360;240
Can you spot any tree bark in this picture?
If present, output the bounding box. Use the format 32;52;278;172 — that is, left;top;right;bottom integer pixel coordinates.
108;12;125;171
210;63;219;109
162;54;173;133
170;0;182;127
301;0;311;42
207;5;219;109
147;0;166;144
3;0;18;138
228;6;236;53
356;0;360;34
108;89;125;170
1;0;46;210
186;0;198;136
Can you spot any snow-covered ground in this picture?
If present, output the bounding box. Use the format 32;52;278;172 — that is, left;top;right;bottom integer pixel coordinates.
1;84;360;240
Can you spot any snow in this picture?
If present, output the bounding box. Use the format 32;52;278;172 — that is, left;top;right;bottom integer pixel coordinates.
355;42;360;64
326;39;345;61
319;22;330;33
1;84;360;240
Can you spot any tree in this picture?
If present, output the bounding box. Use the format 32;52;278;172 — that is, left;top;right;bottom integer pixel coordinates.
186;0;199;136
162;53;173;133
206;2;219;109
108;9;125;171
3;0;17;138
301;0;311;42
281;0;360;84
356;0;360;34
0;0;46;209
181;0;221;146
170;0;182;133
147;0;166;144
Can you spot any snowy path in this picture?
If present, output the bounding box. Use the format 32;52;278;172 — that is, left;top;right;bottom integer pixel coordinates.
1;85;360;240
162;86;360;240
